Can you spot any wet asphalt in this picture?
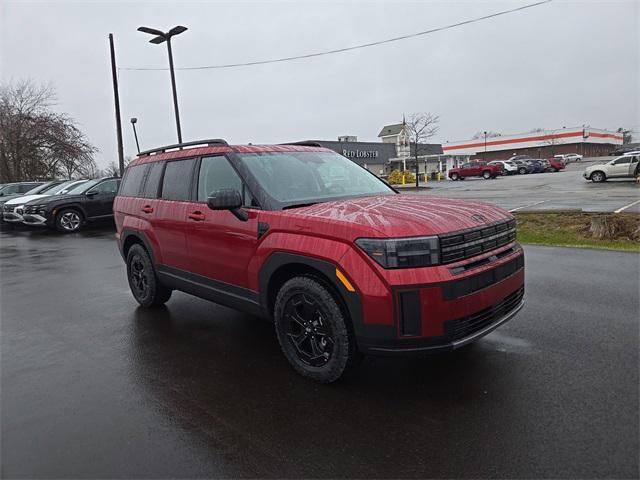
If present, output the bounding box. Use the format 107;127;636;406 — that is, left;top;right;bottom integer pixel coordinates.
1;224;638;478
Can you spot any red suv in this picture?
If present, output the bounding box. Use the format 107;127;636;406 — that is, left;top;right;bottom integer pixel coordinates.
114;139;525;383
448;161;502;181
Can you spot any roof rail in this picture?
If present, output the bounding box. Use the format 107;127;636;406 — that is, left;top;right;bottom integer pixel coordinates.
280;141;324;147
137;138;229;157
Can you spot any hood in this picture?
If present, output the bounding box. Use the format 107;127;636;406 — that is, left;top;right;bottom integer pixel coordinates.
286;194;512;238
26;193;83;205
0;193;22;205
5;194;49;206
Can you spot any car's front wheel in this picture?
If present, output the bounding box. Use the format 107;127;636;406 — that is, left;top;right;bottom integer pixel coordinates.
518;167;527;175
55;208;83;233
274;276;359;383
482;170;492;179
126;244;172;307
450;172;459;181
590;171;606;183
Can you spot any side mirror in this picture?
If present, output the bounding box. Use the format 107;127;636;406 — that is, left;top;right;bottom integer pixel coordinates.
207;188;248;221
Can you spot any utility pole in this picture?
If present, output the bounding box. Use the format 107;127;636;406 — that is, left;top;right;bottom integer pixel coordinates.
109;34;125;176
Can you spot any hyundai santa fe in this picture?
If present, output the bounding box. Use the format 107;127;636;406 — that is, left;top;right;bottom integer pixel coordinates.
114;139;525;383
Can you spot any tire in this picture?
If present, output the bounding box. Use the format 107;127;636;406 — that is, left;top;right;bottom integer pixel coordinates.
482;170;491;179
126;244;172;307
550;167;557;172
274;276;358;383
518;167;527;175
450;173;459;181
590;171;606;183
55;208;83;233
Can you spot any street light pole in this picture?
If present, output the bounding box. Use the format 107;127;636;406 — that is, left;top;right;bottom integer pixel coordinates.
137;25;188;144
484;131;487;162
130;118;140;154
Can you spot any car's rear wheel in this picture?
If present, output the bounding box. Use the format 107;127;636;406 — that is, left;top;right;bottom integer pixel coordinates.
450;172;459;181
518;167;527;175
126;244;172;307
55;208;83;233
590;171;606;183
482;170;492;179
274;276;358;383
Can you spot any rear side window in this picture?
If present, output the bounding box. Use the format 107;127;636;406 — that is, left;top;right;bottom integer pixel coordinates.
119;164;149;197
142;162;164;198
161;159;196;201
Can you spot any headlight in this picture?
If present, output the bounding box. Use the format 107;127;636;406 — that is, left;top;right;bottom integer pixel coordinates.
355;236;440;269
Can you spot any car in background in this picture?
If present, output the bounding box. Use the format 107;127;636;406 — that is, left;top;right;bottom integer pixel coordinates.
508;155;532;162
488;160;518;175
2;179;86;224
583;155;639;183
554;153;582;163
448;160;501;180
546;157;566;172
0;181;44;205
622;150;640;156
609;144;640;156
23;177;120;232
524;159;545;173
511;159;532;175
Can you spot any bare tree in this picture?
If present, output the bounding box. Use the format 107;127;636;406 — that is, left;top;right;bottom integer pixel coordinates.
0;80;97;182
405;112;439;187
472;130;502;139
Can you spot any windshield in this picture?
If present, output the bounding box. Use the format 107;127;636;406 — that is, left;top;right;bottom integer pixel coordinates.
62;179;97;195
237;151;394;206
24;182;59;195
51;180;88;195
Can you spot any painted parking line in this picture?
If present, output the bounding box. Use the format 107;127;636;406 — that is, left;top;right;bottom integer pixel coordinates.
509;201;547;212
614;199;640;214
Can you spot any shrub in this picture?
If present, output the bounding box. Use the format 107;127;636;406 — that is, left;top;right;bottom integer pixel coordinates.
388;169;404;185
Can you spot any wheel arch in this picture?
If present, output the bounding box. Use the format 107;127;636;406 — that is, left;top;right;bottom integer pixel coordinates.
120;229;156;264
259;253;364;337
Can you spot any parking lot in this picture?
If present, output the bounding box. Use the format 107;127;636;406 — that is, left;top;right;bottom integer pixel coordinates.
413;158;640;213
1;225;638;478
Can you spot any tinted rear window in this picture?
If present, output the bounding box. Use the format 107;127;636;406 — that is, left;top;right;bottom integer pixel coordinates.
142;162;164;198
119;164;150;197
161;159;196;201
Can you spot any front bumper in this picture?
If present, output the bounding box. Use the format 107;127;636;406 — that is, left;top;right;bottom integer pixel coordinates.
353;244;525;356
2;212;24;223
22;213;49;226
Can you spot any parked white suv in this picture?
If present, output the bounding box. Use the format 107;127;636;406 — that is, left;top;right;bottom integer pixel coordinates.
583;155;639;182
554;153;583;163
2;179;87;223
488;160;518;175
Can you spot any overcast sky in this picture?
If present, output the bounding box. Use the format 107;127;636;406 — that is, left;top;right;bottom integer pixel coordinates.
1;0;638;168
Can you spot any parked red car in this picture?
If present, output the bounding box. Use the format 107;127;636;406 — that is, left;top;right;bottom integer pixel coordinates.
448;161;502;180
114;140;525;383
546;157;566;172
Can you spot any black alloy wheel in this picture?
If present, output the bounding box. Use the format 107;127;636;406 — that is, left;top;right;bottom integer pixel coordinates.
283;293;335;367
274;276;358;383
126;244;172;307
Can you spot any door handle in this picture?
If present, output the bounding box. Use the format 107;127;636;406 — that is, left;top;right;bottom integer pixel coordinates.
141;205;153;214
188;211;206;221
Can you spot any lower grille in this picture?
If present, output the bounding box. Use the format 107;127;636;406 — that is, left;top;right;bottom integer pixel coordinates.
443;287;524;342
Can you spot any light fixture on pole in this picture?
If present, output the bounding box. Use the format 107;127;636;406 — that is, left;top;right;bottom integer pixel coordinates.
130;118;140;154
137;25;188;144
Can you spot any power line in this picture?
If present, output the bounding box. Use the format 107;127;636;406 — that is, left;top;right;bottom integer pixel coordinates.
120;0;552;71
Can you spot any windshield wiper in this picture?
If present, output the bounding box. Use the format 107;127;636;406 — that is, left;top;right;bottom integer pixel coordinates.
283;202;319;210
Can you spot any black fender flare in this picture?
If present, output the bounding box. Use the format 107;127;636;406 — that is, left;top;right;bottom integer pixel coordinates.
120;228;156;263
259;252;364;337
